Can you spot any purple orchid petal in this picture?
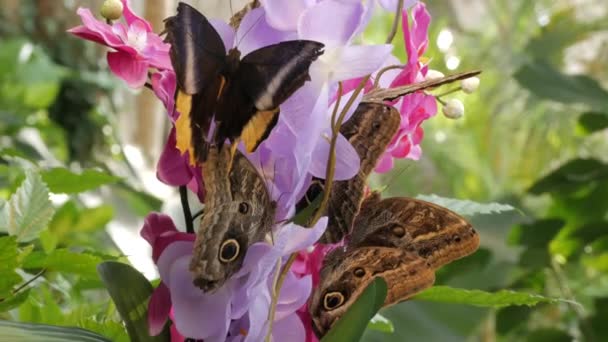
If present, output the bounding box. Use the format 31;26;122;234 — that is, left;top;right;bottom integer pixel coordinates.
148;282;171;336
107;51;149;88
120;0;153;32
261;0;313;31
279;218;327;255
156;241;194;285
378;0;418;12
403;2;430;64
169;256;232;340
327;44;393;83
272;313;306;342
375;154;394;173
156;129;192;186
298;0;364;47
242;284;271;342
236;8;296;56
69;8;125;47
309;132;360;180
210;18;236;51
275;273;311;321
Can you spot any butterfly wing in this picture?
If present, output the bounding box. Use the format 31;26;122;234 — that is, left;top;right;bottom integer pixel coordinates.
321;102;401;243
220;40;324;152
351;195;480;269
164;2;226;94
191;146;275;292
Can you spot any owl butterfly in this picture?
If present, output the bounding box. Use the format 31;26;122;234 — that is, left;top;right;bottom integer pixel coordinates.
190;145;276;292
309;192;479;337
164;2;324;163
299;102;402;243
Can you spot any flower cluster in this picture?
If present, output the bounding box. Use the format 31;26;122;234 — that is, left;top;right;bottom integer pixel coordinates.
69;0;457;341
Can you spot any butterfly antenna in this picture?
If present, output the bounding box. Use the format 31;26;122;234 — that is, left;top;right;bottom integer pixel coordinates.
378;163;412;194
234;10;265;49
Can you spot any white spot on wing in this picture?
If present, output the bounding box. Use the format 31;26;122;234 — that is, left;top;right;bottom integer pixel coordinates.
254;43;317;110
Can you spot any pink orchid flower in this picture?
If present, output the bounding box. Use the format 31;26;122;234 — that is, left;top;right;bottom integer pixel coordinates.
68;0;172;88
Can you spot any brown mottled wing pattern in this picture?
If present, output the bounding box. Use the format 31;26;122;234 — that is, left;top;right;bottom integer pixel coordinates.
321;102;401;243
190;146;275;292
309;246;435;337
351;193;480;269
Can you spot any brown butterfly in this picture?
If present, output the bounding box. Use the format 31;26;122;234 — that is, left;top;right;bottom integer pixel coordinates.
309;192;479;337
190;145;276;292
298;101;401;243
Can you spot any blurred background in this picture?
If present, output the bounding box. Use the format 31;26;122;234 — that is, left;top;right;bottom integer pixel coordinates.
1;0;607;341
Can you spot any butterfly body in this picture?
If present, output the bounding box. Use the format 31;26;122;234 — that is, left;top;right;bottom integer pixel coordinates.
165;2;324;162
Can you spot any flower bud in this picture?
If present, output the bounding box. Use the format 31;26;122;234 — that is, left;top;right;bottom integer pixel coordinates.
461;77;480;94
442;99;464;119
425;69;445;81
101;0;124;21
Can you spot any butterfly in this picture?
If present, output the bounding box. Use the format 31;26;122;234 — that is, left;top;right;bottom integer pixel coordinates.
164;2;324;163
190;145;276;292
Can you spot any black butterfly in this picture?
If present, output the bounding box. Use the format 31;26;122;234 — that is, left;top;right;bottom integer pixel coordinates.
164;2;324;163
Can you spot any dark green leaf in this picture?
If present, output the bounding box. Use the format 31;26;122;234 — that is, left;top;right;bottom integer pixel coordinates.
508;219;565;247
41;168;120;194
292;192;322;226
0;236;22;297
525;329;571;342
495;305;534;335
0;289;30;312
97;261;170;342
528;159;608;194
0;319;111;342
416;194;517;216
578;112;608;134
414;286;568;307
22;249;104;279
514;61;608;112
322;278;387;342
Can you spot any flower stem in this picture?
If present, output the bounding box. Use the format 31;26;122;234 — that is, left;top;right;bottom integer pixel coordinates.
385;0;404;44
435;86;462;98
179;186;194;234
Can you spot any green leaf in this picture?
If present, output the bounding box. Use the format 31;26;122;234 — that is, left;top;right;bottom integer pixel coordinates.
292;192;322;226
0;289;30;312
514;61;608;112
22;249;104;279
0;237;22;297
528;158;608;194
525;329;572;342
97;261;170;342
41;168;120;194
367;313;394;333
508;219;565;248
0;170;54;242
0;320;111;342
578;112;608;134
414;286;568;308
72;205;114;233
415;194;517;216
322;278;387;342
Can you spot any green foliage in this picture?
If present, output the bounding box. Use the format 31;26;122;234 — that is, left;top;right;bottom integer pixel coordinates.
416;194;517;216
97;262;170;342
415;286;569;308
41;168;120;194
367;314;394;334
0;170;54;242
578;112;608;134
322;278;388;342
0;319;111;342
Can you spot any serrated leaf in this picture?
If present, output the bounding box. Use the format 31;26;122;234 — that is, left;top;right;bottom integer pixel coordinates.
97;261;170;342
367;313;394;333
528;158;608;194
22;249;104;279
0;320;111;342
322;278;387;342
41;168;120;194
414;286;570;308
416;194;517;216
514;61;608;111
0;170;54;242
